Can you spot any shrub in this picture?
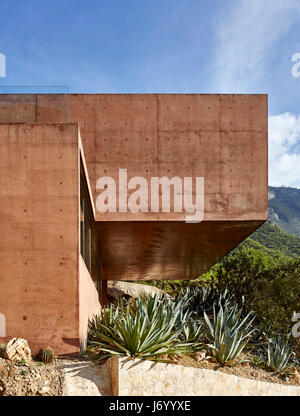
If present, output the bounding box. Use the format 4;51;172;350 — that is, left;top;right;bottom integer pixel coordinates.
133;248;300;335
210;248;275;307
209;248;300;332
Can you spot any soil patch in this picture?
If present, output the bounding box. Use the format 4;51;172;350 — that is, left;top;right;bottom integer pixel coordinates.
174;354;300;386
0;357;64;396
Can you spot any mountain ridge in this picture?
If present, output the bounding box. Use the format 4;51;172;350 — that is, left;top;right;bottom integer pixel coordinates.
239;185;300;258
268;185;300;237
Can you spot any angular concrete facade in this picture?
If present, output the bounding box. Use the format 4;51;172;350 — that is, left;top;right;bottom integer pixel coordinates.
0;122;100;355
0;94;268;355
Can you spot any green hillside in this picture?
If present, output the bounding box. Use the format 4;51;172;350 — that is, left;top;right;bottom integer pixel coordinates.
238;233;283;257
247;221;300;258
242;186;300;258
235;186;300;259
268;186;300;237
226;185;300;259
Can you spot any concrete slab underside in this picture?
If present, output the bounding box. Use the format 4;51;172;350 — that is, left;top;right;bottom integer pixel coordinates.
98;220;264;280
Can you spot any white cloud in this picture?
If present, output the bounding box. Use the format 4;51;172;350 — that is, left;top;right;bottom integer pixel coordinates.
269;113;300;187
213;1;300;187
213;0;300;92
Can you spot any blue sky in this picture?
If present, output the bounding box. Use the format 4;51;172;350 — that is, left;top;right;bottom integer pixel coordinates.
0;0;300;187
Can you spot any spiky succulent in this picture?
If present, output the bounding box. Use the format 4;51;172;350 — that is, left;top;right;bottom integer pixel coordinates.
203;302;254;366
87;293;193;361
262;336;292;373
38;346;55;364
181;320;204;346
178;286;234;316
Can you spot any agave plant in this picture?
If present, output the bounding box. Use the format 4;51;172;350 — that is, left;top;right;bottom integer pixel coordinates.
178;286;215;314
178;286;234;316
87;293;193;361
88;302;121;342
181;320;204;347
203;302;255;366
262;336;292;373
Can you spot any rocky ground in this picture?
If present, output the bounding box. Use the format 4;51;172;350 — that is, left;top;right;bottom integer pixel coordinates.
0;357;64;396
0;353;299;395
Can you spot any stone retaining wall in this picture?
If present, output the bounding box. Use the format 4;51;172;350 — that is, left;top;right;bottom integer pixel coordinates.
114;357;300;396
62;359;112;396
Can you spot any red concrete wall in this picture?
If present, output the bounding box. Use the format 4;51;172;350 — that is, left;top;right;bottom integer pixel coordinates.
0;94;268;222
68;94;268;222
79;256;101;351
0;94;268;283
0;123;80;355
0;94;269;354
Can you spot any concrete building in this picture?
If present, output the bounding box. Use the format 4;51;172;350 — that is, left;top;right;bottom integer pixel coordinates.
0;94;268;355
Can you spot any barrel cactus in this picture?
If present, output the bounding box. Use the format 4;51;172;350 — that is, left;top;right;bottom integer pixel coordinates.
38;346;55;364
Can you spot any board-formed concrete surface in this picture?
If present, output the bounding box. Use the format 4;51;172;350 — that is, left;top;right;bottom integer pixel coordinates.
0;94;268;221
0;93;268;281
0;123;100;355
0;94;268;355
